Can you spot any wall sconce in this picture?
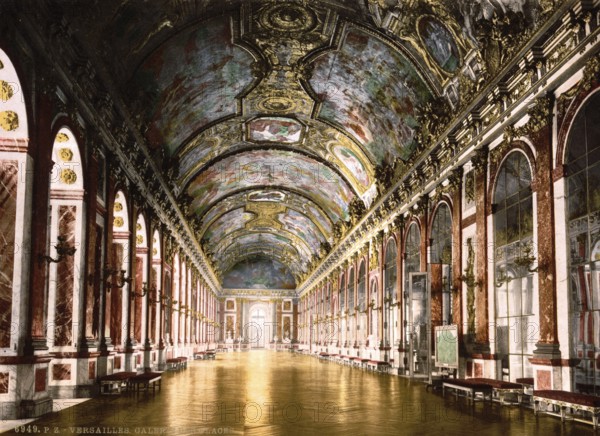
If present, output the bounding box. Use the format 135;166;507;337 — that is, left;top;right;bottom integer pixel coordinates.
495;268;513;288
149;289;163;304
38;236;76;264
459;272;482;290
514;245;538;273
104;268;131;292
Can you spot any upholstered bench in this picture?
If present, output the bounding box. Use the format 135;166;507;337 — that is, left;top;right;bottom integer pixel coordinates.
127;372;162;394
98;372;137;394
166;356;188;370
366;360;390;372
442;378;494;402
468;378;524;404
533;390;600;429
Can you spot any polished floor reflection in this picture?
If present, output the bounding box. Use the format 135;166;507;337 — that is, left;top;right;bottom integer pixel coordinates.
4;351;596;435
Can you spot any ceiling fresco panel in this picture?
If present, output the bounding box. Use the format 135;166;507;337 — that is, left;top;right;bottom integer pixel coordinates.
132;16;255;151
222;256;296;290
310;26;432;164
186;149;355;220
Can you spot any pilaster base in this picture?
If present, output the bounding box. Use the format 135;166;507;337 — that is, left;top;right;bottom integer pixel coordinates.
530;342;565;390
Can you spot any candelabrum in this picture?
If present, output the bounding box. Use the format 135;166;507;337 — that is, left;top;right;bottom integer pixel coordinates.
104;268;131;292
38;236;77;264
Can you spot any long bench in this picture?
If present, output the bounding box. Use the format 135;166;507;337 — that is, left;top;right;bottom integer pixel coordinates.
366;360;390;372
194;351;216;360
166;356;188;370
533;390;600;429
468;378;525;404
442;378;494;403
97;372;137;395
442;378;525;404
127;372;162;394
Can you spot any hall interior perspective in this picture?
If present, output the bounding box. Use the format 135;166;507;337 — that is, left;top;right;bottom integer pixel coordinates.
1;0;600;433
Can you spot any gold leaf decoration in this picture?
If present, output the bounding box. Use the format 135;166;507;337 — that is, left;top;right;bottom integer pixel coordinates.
136;234;144;246
0;80;14;101
56;132;70;143
0;111;18;131
60;168;77;184
58;148;74;162
114;202;123;212
114;217;124;228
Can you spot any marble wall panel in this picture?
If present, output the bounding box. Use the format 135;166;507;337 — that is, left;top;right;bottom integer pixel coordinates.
0;161;17;348
0;372;8;394
54;205;76;346
35;368;46;392
88;361;95;380
52;364;71;381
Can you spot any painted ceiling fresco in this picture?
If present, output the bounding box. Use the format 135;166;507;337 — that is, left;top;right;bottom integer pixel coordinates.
65;0;544;289
222;256;296;290
247;117;304;143
310;26;433;164
132;16;255;150
186;149;355;220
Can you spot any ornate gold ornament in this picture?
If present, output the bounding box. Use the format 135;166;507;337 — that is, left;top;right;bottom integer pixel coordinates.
58;148;73;162
56;132;69;143
136;234;144;246
0;80;14;101
114;217;124;228
59;168;77;184
114;202;123;212
0;111;18;131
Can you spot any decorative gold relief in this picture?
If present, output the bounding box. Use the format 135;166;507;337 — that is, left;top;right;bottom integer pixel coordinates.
0;111;18;131
114;202;123;212
56;132;69;143
256;96;297;113
58;148;73;162
153;247;158;256
136;234;144;246
0;80;14;101
136;223;142;231
60;168;77;184
258;3;317;34
114;217;124;228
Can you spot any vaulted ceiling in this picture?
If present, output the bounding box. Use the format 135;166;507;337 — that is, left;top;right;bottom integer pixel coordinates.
56;0;549;289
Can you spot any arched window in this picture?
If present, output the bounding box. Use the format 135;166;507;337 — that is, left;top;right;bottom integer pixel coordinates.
566;91;600;394
348;268;355;313
431;203;453;325
493;151;536;381
384;238;398;349
133;214;148;345
110;190;130;347
358;261;366;312
0;48;29;350
47;128;85;349
403;222;423;374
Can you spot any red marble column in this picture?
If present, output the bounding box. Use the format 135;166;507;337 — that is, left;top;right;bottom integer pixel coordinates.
473;148;490;349
150;266;158;344
134;256;143;344
531;122;560;353
110;243;123;347
0;160;18;348
450;174;463;346
54;205;76;346
83;156;99;345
